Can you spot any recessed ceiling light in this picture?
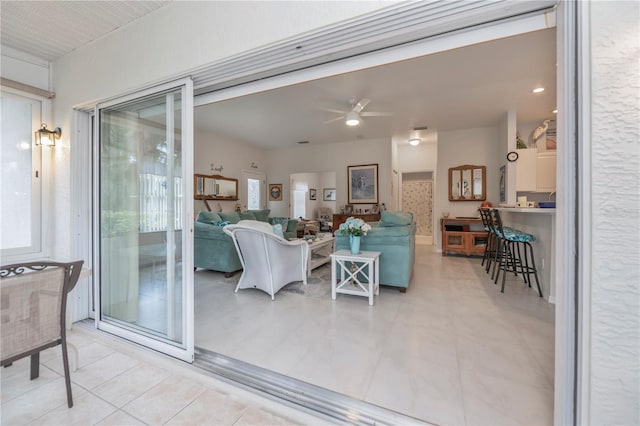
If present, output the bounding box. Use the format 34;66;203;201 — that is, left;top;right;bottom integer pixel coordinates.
409;138;421;146
552;109;558;114
532;87;545;93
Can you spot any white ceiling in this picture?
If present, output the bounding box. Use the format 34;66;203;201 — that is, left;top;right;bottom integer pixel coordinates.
0;1;170;62
195;28;557;149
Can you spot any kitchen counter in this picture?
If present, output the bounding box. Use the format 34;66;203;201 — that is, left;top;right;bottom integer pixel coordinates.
495;207;556;214
498;208;556;303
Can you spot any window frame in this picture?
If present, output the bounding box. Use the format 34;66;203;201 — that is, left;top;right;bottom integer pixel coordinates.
0;87;51;261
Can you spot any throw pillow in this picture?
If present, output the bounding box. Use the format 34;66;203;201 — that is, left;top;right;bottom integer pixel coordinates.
197;211;222;224
379;211;413;227
271;224;284;238
239;211;256;221
270;217;289;231
248;209;271;222
219;211;241;224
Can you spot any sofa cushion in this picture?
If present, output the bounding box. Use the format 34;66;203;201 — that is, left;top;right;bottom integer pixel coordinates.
270;217;289;231
219;211;241;224
197;211;222;224
239;211;256;221
247;209;271;222
379;211;413;227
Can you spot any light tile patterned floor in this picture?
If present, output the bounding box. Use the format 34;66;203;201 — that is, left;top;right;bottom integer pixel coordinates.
0;327;326;425
195;243;556;425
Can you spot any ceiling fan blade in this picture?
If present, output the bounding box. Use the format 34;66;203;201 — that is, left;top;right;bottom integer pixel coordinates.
323;116;345;124
320;107;347;114
361;111;393;117
352;98;370;113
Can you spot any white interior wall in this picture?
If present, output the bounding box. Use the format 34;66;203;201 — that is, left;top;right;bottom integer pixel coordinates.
435;126;499;249
194;128;267;215
267;138;391;218
586;1;639;424
318;172;337;213
397;142;437;172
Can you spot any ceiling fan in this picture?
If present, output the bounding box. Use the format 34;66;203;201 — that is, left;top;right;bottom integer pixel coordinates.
323;98;392;126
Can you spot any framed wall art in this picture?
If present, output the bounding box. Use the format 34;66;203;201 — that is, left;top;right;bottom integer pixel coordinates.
347;163;378;204
323;188;336;201
269;183;283;201
309;188;317;200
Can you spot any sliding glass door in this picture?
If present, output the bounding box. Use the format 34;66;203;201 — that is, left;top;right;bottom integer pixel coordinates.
95;79;194;361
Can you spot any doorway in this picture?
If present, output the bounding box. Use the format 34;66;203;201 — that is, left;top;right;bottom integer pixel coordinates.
401;171;433;245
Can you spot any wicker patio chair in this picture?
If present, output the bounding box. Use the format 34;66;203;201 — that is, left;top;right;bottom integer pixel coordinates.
1;260;83;408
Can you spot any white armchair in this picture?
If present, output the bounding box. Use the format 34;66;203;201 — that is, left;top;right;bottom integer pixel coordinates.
224;220;309;300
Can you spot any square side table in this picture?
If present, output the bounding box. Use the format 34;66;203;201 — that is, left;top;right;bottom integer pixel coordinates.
330;249;381;306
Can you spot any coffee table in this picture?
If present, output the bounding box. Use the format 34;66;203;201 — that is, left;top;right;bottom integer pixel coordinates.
306;236;335;274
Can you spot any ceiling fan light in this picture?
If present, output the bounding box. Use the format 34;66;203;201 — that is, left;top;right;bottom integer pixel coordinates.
345;111;360;126
409;138;421;146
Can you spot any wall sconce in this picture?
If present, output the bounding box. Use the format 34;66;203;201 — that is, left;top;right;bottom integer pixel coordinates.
34;123;61;147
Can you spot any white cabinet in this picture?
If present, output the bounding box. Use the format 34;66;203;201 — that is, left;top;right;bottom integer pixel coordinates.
536;151;557;192
515;149;556;192
515;149;537;191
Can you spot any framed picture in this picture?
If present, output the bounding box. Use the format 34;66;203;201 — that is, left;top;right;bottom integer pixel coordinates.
309;188;317;200
348;163;378;204
344;204;353;214
269;183;283;201
323;188;336;201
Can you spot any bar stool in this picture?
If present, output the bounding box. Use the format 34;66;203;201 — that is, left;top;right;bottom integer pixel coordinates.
478;208;497;273
490;209;543;297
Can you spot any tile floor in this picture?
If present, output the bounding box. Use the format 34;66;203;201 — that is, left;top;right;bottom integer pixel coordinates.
195;243;556;425
2;243;554;425
0;326;327;425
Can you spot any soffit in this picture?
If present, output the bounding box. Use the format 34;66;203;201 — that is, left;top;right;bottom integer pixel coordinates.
0;1;170;62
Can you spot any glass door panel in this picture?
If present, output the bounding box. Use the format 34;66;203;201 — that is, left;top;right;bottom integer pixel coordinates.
96;79;193;361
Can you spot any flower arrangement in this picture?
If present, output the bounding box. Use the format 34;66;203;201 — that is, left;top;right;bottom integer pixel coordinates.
339;216;372;237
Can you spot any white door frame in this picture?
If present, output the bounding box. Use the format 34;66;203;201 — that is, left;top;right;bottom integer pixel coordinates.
93;78;195;362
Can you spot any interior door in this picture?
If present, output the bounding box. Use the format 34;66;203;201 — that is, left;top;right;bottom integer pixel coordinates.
95;79;194;362
401;172;433;236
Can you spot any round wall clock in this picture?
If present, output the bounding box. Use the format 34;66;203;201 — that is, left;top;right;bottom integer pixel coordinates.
507;151;519;162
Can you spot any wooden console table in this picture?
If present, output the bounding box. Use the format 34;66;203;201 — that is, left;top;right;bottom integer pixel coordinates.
440;217;488;256
332;213;381;232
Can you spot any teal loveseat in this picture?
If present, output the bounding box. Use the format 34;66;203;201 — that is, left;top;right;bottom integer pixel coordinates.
194;210;298;275
334;211;416;291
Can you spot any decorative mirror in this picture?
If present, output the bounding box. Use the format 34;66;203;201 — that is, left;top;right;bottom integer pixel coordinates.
448;165;486;201
194;174;238;201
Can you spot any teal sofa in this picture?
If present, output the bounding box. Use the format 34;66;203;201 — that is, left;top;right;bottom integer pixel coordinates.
334;211;416;291
194;210;298;275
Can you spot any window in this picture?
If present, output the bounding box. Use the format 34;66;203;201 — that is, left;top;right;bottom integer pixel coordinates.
140;174;183;232
247;178;260;210
0;91;42;257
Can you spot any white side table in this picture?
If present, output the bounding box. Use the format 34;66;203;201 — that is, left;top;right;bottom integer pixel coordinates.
330;250;381;305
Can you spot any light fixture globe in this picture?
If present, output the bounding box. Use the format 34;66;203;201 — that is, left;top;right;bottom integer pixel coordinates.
345;111;360;126
409;138;421;146
34;123;61;147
